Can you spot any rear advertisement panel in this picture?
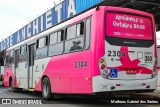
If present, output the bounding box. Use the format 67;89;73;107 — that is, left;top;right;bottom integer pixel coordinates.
106;12;153;40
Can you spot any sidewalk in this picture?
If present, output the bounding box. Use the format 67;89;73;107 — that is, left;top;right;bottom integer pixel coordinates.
157;84;160;90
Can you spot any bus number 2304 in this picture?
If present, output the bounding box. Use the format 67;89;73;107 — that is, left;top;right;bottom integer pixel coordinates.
75;61;87;68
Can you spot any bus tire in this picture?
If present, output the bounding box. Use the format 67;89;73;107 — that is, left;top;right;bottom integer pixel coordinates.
42;77;53;100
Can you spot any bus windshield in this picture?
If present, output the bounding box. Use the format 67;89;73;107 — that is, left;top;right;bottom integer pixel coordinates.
106;12;153;40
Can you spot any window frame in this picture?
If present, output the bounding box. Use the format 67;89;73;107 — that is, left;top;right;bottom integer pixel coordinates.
36;36;48;49
84;18;91;50
35;36;49;60
37;17;92;58
48;29;65;57
19;45;27;63
35;46;48;60
76;22;85;37
20;45;27;54
66;24;77;40
57;30;65;43
64;21;86;54
15;49;19;68
49;32;58;45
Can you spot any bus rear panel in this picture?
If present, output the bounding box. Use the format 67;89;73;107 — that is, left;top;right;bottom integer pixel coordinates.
92;7;157;93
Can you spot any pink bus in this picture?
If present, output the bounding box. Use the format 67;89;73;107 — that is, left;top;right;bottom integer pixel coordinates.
3;6;158;100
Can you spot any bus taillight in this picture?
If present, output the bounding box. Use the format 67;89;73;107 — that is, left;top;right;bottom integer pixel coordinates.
99;57;108;79
99;59;104;63
154;66;157;70
101;64;105;69
154;59;157;70
152;60;157;78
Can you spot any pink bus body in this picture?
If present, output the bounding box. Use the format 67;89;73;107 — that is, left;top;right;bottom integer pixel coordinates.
3;6;157;98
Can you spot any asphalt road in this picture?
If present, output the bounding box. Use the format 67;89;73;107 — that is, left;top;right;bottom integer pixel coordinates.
0;86;160;107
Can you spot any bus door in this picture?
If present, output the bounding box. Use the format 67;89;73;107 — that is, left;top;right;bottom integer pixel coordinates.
28;44;35;88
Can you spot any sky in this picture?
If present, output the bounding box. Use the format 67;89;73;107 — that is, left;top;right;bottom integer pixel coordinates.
0;0;160;44
0;0;63;42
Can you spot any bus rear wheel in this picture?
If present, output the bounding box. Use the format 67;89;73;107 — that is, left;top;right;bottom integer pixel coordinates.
42;77;53;100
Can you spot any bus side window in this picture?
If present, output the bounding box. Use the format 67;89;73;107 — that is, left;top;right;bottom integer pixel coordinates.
48;30;64;56
66;25;76;40
77;22;84;37
35;37;48;59
58;30;64;42
38;38;45;48
19;45;27;63
15;50;19;68
85;18;91;49
5;55;9;68
4;51;12;69
7;50;14;69
49;32;57;45
10;50;14;65
46;36;49;46
64;22;85;53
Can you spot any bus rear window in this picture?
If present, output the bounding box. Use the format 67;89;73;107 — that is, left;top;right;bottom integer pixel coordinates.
106;12;153;40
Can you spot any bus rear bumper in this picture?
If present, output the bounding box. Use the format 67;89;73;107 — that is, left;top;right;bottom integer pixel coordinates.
92;75;157;93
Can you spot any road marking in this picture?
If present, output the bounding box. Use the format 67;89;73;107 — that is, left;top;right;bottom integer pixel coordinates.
0;89;7;91
0;88;9;92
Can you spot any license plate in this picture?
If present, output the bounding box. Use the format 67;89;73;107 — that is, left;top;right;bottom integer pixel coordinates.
126;70;136;74
145;52;152;63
